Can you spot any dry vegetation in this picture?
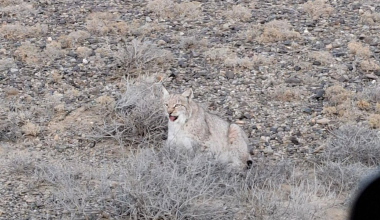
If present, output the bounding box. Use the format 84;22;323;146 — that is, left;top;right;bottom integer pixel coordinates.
348;41;371;59
302;0;334;20
225;5;251;21
257;20;300;43
147;0;201;20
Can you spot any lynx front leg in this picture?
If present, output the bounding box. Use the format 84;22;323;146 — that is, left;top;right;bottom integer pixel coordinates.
228;124;252;168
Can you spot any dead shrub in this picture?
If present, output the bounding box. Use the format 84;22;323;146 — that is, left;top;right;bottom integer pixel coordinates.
179;36;208;49
357;83;380;103
95;95;115;112
86;12;120;35
0;23;48;40
325;85;351;106
357;100;371;111
21;122;40;136
368;114;380;129
238;24;262;42
360;11;380;25
224;54;274;69
321;124;380;166
44;41;66;62
14;41;42;65
322;106;338;116
0;2;36;18
272;86;298;102
302;0;334;20
360;60;380;72
147;0;201;20
204;48;230;61
348;41;371;59
91;78;167;146
76;46;93;58
257;20;300;43
225;5;251;21
317;162;371;192
59;30;90;48
308;51;334;65
114;39;173;75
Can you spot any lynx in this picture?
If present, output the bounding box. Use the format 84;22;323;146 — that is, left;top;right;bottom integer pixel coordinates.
162;87;252;169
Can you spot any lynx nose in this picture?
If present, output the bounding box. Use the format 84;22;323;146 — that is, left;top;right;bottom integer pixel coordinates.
168;108;174;114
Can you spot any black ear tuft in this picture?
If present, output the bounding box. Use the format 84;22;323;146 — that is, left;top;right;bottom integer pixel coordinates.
246;160;253;169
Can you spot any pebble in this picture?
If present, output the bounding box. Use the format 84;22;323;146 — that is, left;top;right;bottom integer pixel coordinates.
316;118;330;125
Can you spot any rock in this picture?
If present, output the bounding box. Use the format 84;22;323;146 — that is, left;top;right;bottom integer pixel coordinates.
313;61;321;66
302;107;312;114
294;66;301;71
285;77;302;84
347;64;354;71
10;68;19;73
289;136;300;145
314;89;325;99
263;146;274;154
146;16;152;22
375;70;380;76
83;58;88;64
365;74;377;80
316;118;330;124
225;71;235;79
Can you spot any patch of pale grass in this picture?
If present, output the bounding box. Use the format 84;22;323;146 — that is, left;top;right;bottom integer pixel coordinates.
257;20;300;43
0;23;48;40
302;0;334;20
348;41;371;59
308;51;334;65
360;59;380;72
225;5;251;21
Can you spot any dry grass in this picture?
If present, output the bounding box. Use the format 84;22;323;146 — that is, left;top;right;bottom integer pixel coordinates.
368;114;380;129
179;36;208;50
147;0;201;20
360;59;380;72
224;54;274;69
272;86;299;102
302;0;334;20
0;1;36;18
238;24;262;43
14;41;42;65
2;148;346;220
357;100;370;111
360;11;380;25
204;48;231;61
85;12;130;35
76;46;93;58
325;85;352;106
257;20;300;43
0;23;48;40
44;41;66;62
91;78;167;146
376;103;380;113
59;30;90;48
225;5;251;21
348;41;371;59
308;51;334;65
114;39;173;75
21;122;40;136
321;124;380;166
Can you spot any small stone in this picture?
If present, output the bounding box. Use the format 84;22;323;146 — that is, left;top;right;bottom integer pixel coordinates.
285;77;302;84
289;136;300;145
47;37;53;42
10;68;19;73
313;61;321;66
157;40;166;46
374;70;380;76
365;74;377;80
314;89;325;99
294;66;301;71
263;146;274;154
326;44;333;50
347;64;354;71
302;107;312;114
83;58;88;64
316;118;330;124
146;16;152;22
270;126;278;133
226;71;235;79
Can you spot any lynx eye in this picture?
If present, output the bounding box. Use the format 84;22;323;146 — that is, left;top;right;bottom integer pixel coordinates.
164;104;168;107
174;104;182;108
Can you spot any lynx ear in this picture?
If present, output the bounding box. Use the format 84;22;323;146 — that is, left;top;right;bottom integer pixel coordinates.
162;86;169;100
181;88;194;100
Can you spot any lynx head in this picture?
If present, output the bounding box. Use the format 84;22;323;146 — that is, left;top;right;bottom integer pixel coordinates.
162;87;194;124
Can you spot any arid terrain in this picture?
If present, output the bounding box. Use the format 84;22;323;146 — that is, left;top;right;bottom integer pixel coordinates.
1;0;380;219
